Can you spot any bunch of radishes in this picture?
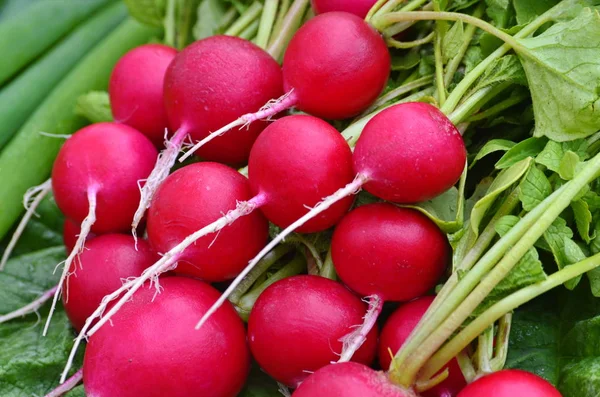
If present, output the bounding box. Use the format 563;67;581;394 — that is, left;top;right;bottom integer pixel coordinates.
5;2;566;396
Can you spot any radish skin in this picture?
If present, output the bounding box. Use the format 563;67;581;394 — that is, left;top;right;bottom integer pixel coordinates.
332;204;449;302
311;0;377;18
83;277;250;397
109;44;177;146
248;275;378;387
61;234;158;331
457;370;561;397
292;362;415;397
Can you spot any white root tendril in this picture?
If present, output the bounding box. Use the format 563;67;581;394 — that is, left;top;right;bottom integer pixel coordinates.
44;188;98;336
60;195;265;383
45;368;83;397
0;285;58;324
277;383;291;397
132;128;188;241
195;174;368;331
0;179;52;271
178;90;298;163
337;294;384;363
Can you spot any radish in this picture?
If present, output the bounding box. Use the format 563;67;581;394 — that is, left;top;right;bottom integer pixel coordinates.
47;122;157;334
379;296;466;397
248;275;378;387
132;35;282;232
62;234;158;331
292;362;415;397
83;277;250;397
324;203;449;360
63;218;95;253
457;370;561;397
196;101;464;331
109;44;177;147
332;204;449;302
311;0;378;18
180;11;390;160
146;162;269;282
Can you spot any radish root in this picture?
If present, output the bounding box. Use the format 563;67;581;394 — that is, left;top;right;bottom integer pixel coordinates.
0;178;52;271
45;368;83;397
179;90;298;162
337;294;383;363
0;285;58;324
195;174;368;330
132;128;188;240
44;187;98;336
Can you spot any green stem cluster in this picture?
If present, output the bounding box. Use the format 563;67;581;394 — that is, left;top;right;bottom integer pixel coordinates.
390;151;600;387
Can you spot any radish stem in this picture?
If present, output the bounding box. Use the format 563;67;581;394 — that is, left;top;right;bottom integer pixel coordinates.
420;252;600;381
256;0;279;48
267;0;310;60
394;152;600;386
225;1;263;37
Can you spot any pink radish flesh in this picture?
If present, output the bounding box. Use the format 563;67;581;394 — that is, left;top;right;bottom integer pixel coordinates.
248;275;378;387
292;362;414;397
379;296;466;397
146;162;268;282
248;115;354;232
164;35;283;164
332;203;449;301
353;102;466;203
61;234;158;331
311;0;377;18
62;218;96;253
457;370;561;397
283;12;390;120
109;44;177;147
51;122;157;234
83;277;250;397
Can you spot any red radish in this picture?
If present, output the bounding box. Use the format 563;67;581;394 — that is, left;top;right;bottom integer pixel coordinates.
83;277;250;397
195;102;464;332
379;296;466;397
248;275;378;387
353;102;467;203
46;122;157;335
292;362;415;397
62;234;158;331
180;11;390;160
457;370;561;397
63;218;96;253
131;35;282;232
311;0;377;18
52;123;157;234
146;162;269;282
248;114;354;233
109;44;177;147
332;203;449;302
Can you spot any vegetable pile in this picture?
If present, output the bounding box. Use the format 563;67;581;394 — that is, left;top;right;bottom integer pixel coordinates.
0;0;600;396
